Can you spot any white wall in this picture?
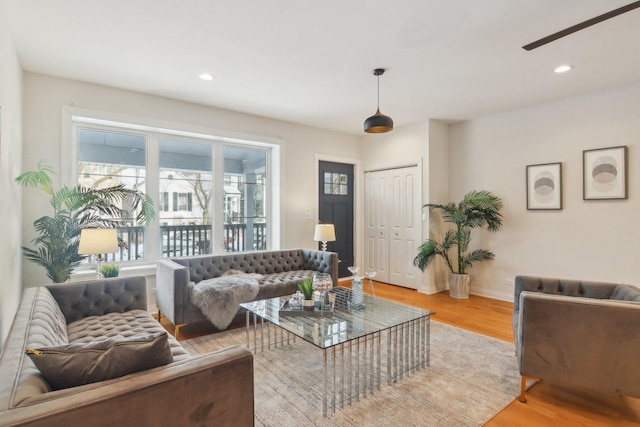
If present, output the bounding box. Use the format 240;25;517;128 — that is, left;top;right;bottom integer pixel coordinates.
0;4;23;345
426;120;450;293
16;60;640;316
449;83;640;300
21;73;360;293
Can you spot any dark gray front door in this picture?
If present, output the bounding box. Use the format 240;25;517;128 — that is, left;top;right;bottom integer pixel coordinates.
319;161;354;278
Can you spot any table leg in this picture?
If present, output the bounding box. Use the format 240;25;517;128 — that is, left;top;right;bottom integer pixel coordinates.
323;348;328;417
245;311;250;350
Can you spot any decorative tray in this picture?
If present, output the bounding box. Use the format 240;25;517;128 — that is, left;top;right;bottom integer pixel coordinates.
279;300;334;317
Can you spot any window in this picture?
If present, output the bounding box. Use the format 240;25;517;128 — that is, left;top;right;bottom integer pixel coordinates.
223;146;267;251
172;192;193;211
73;118;277;267
160;138;213;257
324;172;348;195
159;192;169;212
77;127;147;262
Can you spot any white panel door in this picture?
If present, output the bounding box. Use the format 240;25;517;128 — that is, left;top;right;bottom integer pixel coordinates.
364;166;421;289
364;170;390;282
388;166;421;289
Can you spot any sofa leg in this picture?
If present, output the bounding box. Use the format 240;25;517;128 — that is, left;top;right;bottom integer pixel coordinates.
174;323;187;341
157;310;162;322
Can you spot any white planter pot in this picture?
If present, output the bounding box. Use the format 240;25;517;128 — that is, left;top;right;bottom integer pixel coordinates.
449;274;470;299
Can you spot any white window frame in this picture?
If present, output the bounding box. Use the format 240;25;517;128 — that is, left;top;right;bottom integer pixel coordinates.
61;106;282;271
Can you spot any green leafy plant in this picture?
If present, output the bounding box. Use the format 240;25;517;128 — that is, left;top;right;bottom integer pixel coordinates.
297;277;314;300
16;161;155;283
414;190;503;275
99;263;120;278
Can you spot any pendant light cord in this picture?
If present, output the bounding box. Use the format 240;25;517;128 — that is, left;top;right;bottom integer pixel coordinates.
376;74;380;110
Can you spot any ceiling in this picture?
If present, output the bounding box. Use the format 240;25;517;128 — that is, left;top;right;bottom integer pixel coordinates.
3;0;640;135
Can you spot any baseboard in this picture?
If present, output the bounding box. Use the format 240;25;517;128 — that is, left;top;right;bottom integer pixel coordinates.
147;304;158;314
470;287;512;302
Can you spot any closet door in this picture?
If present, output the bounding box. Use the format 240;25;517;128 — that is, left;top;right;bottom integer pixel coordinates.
364;170;390;283
364;166;421;289
388;167;420;289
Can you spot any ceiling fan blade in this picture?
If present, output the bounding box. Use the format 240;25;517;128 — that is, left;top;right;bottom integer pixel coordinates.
523;1;640;51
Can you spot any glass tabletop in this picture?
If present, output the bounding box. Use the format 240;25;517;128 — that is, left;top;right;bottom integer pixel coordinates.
240;287;433;349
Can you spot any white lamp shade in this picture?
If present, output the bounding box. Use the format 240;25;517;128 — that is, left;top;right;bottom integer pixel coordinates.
314;224;336;242
78;228;119;255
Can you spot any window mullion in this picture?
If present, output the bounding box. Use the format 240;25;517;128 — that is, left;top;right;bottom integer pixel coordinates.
146;133;160;262
212;143;225;255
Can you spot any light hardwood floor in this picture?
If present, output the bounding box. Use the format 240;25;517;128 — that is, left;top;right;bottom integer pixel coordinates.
161;281;640;426
370;281;640;427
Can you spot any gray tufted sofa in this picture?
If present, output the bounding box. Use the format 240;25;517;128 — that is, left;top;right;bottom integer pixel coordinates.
0;276;254;426
513;275;640;403
156;249;338;339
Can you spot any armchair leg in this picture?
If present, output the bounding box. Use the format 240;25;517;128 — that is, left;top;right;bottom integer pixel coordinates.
157;310;162;322
519;377;527;403
519;376;539;403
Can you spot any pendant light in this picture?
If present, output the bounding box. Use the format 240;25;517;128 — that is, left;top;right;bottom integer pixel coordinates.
364;68;393;133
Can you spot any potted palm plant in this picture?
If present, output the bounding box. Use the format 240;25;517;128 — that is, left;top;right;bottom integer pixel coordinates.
16;161;155;283
414;190;503;299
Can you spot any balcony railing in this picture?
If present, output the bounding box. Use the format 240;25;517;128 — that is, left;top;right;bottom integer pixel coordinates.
104;223;267;261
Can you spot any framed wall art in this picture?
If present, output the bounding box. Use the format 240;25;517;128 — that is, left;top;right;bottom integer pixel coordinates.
526;162;562;210
583;146;628;200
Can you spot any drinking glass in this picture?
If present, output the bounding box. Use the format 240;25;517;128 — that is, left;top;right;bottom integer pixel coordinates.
366;269;377;299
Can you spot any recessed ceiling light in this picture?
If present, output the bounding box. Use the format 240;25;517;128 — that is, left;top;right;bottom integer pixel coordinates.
199;73;214;81
554;65;572;73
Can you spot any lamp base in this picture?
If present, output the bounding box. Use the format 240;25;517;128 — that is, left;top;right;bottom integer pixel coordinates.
321;241;328;251
95;256;105;279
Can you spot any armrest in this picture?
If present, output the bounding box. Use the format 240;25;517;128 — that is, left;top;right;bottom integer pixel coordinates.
45;276;147;324
2;345;254;427
301;249;339;287
518;291;640;397
156;259;191;325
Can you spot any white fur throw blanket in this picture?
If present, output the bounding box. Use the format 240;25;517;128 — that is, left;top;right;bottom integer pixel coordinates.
190;273;262;330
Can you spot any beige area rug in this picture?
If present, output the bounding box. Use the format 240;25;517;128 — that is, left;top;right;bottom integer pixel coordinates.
182;321;520;426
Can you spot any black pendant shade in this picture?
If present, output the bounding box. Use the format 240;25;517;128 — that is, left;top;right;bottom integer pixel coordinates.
364;109;394;133
364;68;393;133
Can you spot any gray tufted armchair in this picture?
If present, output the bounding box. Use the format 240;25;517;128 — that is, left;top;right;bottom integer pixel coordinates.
513;275;640;402
156;248;338;339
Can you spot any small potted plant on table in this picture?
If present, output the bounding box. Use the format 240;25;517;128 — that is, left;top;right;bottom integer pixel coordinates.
298;278;315;310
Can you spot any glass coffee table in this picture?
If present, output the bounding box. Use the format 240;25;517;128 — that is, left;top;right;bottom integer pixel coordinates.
240;287;433;416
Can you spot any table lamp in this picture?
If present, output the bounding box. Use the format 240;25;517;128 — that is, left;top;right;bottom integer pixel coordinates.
314;224;336;251
78;228;119;278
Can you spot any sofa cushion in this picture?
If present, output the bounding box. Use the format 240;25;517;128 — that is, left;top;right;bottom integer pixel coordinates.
256;270;317;300
175;250;306;283
46;276;148;323
26;331;174;390
67;309;191;362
